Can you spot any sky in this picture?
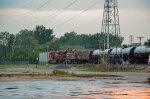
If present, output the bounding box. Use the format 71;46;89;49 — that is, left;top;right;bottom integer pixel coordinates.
0;0;150;45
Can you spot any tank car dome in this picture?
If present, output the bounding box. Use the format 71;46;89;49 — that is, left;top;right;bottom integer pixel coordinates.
92;50;103;56
134;46;147;54
110;48;122;55
122;47;134;54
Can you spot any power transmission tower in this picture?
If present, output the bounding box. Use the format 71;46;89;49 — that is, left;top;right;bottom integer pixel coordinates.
101;0;121;49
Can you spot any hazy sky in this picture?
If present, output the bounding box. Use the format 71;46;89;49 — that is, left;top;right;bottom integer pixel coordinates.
0;0;150;44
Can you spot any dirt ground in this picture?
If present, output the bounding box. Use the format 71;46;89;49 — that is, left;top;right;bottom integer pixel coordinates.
0;67;149;83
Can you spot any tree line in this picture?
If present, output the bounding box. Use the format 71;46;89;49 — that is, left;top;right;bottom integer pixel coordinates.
0;25;149;63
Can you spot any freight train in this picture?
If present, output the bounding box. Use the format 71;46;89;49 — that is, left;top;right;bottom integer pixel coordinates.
94;46;150;64
39;49;95;64
39;46;150;64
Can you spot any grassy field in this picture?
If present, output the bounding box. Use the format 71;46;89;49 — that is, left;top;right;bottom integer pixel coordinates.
73;64;150;72
0;64;57;69
0;64;149;72
0;69;122;78
73;65;131;72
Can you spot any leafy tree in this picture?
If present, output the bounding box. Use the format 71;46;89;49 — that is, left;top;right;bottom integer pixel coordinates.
87;33;100;49
0;31;14;46
144;39;150;46
13;29;38;61
109;34;124;47
0;31;15;61
99;33;124;49
58;31;77;45
56;32;124;50
34;25;54;44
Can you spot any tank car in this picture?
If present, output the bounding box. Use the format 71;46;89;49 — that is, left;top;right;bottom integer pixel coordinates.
121;46;150;64
92;50;103;63
122;47;136;64
92;46;150;64
133;46;150;64
109;48;123;64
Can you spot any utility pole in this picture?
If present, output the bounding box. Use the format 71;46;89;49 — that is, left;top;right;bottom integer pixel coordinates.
101;0;121;49
130;35;134;45
137;37;144;45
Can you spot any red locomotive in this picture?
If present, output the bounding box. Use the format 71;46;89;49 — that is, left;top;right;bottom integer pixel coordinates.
49;50;91;64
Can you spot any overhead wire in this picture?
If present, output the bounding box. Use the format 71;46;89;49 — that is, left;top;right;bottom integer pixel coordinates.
52;0;100;29
1;0;52;25
1;0;99;30
34;0;51;10
2;0;78;27
11;0;50;16
41;0;78;24
20;0;78;26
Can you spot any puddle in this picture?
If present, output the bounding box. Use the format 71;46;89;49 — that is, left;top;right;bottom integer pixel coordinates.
0;80;150;99
5;87;19;90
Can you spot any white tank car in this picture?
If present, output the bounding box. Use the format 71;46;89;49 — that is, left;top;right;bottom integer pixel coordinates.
92;50;103;63
92;50;103;56
92;46;150;64
122;47;134;55
133;46;150;64
110;48;122;55
134;46;148;54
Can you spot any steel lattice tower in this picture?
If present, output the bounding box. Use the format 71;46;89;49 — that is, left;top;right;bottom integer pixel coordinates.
101;0;120;49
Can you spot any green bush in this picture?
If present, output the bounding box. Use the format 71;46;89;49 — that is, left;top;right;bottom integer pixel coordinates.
52;70;75;77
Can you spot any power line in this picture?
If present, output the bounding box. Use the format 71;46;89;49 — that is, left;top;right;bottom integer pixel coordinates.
2;0;78;27
1;0;51;25
34;0;50;10
41;0;78;25
20;0;78;26
1;0;99;29
8;0;50;16
52;0;100;29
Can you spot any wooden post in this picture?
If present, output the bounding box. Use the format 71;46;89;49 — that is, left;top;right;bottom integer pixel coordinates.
147;78;150;84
